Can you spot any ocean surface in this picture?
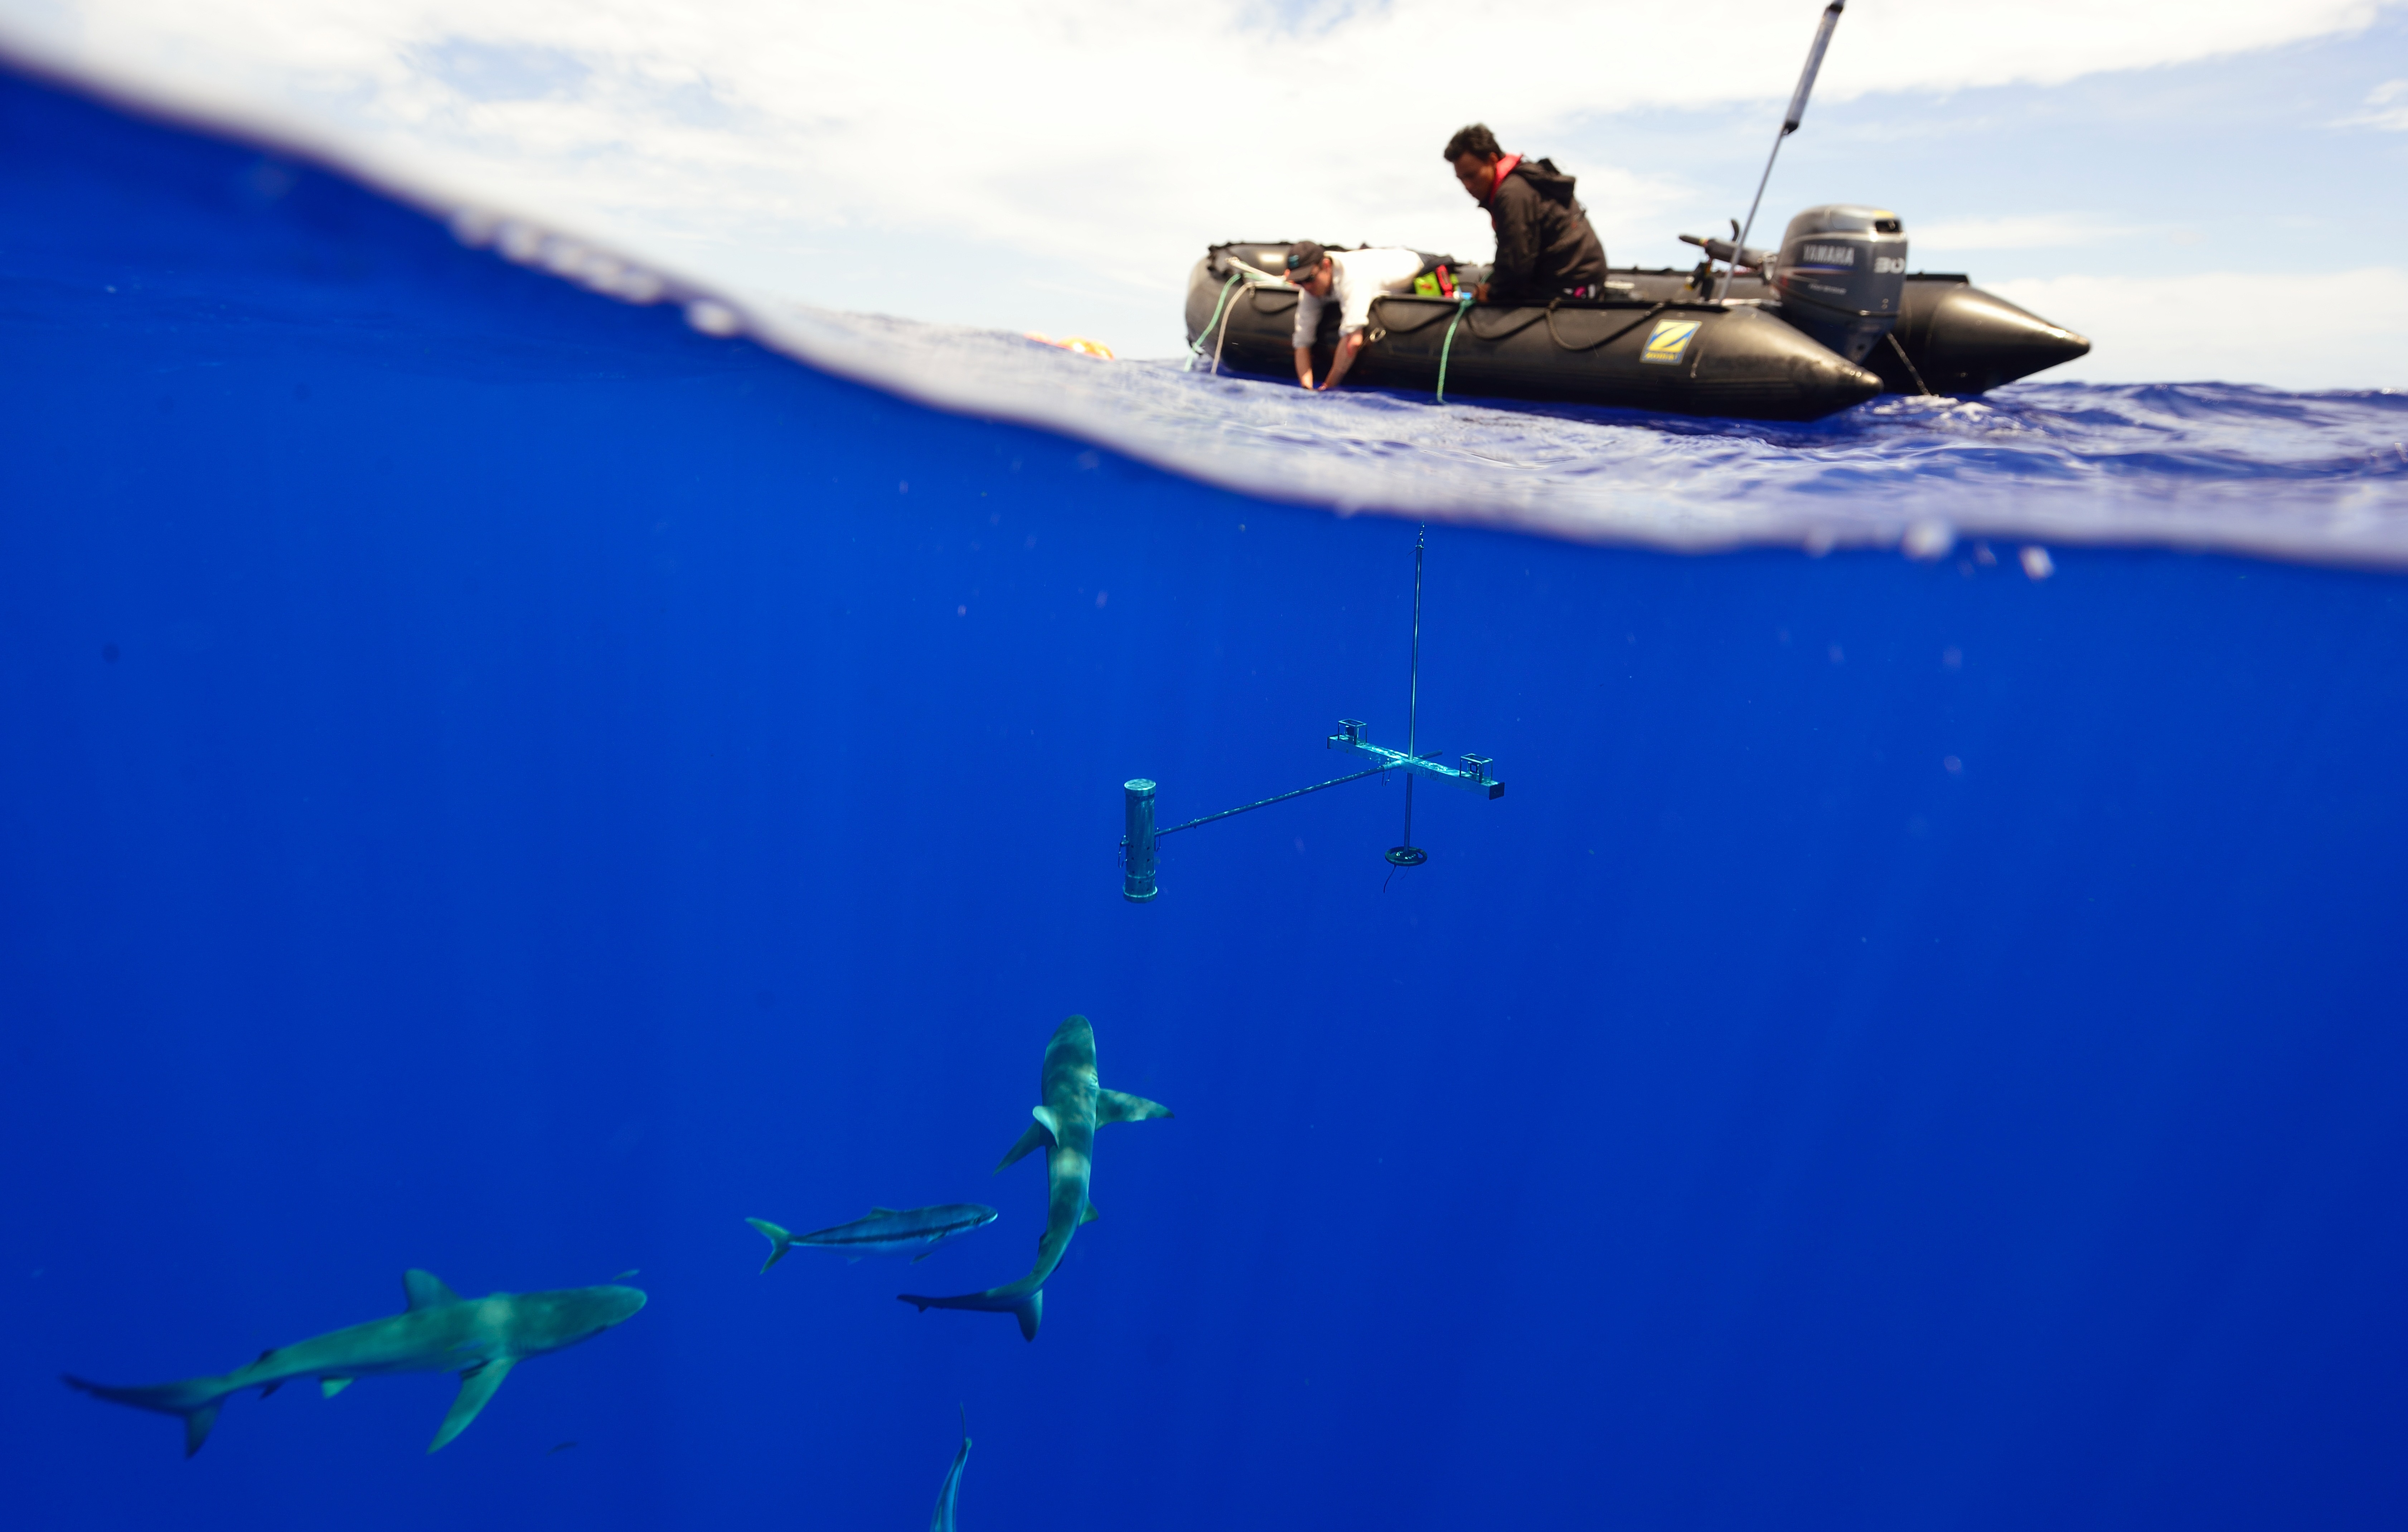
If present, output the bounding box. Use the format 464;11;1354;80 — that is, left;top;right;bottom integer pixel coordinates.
6;55;2408;1532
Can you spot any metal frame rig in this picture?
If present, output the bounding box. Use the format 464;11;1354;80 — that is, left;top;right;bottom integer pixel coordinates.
1117;527;1504;903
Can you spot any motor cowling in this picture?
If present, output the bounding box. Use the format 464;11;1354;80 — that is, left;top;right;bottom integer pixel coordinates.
1772;205;1907;363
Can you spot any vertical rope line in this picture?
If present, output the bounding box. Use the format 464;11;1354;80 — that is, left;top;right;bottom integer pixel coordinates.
1407;523;1424;758
1434;294;1474;402
1402;524;1425;850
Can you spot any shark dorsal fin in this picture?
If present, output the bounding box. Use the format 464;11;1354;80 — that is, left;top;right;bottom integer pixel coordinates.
871;1207;900;1216
403;1270;464;1311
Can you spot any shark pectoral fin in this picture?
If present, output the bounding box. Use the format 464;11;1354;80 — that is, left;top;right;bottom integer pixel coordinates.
995;1115;1055;1173
321;1378;353;1399
429;1358;514;1454
1095;1088;1173;1125
404;1269;464;1311
1015;1289;1043;1343
1081;1201;1100;1224
183;1400;222;1458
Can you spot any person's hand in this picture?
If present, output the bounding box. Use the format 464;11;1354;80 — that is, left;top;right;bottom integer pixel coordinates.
1474;282;1490;303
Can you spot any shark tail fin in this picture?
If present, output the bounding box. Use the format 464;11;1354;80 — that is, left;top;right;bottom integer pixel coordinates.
745;1218;795;1273
895;1279;1042;1340
62;1375;230;1457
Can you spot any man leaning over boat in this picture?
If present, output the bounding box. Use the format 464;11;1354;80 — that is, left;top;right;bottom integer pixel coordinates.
1282;241;1427;392
1444;122;1607;304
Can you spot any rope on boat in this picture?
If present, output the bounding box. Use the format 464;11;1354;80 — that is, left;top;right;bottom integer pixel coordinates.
1434;294;1477;404
1886;330;1936;397
1185;270;1245;374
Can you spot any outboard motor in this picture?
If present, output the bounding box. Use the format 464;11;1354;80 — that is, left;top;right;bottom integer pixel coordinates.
1772;204;1907;364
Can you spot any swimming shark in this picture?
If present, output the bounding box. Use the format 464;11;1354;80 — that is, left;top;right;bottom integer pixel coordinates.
899;1014;1170;1340
931;1408;971;1532
63;1269;646;1456
745;1204;999;1270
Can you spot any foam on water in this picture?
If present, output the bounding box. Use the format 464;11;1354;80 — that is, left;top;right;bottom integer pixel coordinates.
759;307;2408;567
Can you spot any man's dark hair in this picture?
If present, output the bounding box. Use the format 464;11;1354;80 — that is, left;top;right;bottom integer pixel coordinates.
1443;123;1502;162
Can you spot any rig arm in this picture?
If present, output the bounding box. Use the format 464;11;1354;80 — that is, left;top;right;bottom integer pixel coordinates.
1327;719;1505;798
1155;766;1391;838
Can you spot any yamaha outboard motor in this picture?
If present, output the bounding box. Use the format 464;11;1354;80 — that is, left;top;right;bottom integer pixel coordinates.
1772;204;1906;364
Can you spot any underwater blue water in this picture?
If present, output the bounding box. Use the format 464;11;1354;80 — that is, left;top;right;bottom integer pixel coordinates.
6;59;2408;1532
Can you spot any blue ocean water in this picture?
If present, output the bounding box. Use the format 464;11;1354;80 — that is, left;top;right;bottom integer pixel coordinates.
6;57;2408;1532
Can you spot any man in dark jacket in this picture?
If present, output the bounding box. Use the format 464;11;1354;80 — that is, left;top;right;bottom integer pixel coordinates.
1444;123;1608;304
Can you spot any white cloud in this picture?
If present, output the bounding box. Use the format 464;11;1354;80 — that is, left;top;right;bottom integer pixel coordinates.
2337;77;2408;128
1;1;2400;367
1988;267;2408;389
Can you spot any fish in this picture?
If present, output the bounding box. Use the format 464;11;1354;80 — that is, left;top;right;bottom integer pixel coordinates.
899;1015;1171;1340
63;1269;645;1456
745;1204;999;1270
931;1408;970;1532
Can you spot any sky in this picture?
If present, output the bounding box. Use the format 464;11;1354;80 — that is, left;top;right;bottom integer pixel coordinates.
5;0;2405;387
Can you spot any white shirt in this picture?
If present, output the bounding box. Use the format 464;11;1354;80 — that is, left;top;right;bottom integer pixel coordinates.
1290;247;1428;348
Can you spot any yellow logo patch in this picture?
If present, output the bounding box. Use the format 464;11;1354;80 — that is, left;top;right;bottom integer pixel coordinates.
1642;320;1702;365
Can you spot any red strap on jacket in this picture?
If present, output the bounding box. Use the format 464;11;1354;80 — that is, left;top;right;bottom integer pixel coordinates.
1482;154;1522;208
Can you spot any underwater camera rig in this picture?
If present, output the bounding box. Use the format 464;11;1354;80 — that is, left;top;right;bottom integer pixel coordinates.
1118;527;1503;902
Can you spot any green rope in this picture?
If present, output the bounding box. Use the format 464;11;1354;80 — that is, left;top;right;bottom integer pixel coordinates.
1186;271;1245;373
1434;293;1477;404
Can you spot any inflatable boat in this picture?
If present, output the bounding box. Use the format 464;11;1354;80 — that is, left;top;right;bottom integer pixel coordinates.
1183;206;2090;422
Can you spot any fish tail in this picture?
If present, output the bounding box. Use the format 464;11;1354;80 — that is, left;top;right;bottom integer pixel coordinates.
745;1217;795;1273
897;1285;1044;1342
62;1373;234;1457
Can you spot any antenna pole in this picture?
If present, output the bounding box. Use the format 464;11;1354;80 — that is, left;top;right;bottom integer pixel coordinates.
1713;0;1845;304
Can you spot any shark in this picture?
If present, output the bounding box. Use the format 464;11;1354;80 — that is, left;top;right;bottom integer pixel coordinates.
931;1408;971;1532
63;1269;645;1456
745;1204;998;1271
899;1014;1171;1340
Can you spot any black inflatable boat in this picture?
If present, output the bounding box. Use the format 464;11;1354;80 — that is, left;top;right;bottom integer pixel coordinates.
1183;205;2090;422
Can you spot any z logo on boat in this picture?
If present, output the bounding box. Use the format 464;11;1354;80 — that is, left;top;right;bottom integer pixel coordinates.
1642;320;1702;365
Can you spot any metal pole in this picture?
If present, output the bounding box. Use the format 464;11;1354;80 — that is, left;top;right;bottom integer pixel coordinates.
1712;130;1788;304
1713;1;1846;304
